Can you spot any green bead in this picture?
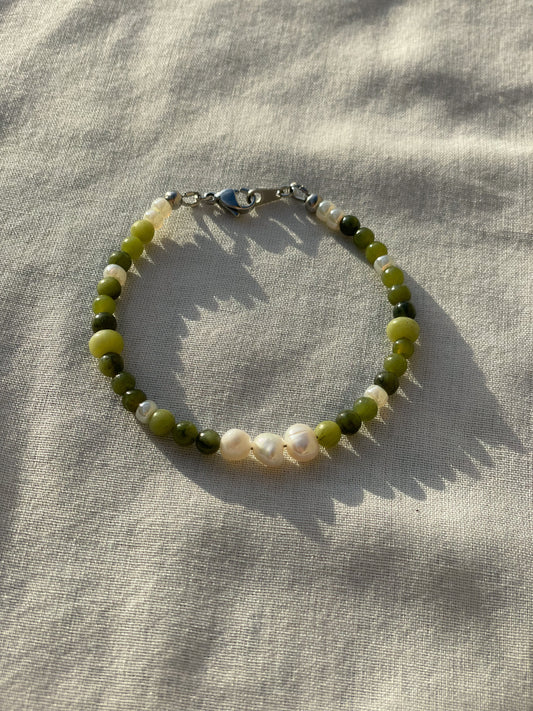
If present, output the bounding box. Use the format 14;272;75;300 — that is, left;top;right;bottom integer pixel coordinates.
393;301;416;319
88;329;124;358
353;397;378;421
339;215;360;237
314;421;342;448
98;352;124;377
131;219;155;244
111;371;136;395
196;429;221;455
121;236;144;260
353;227;374;249
384;353;408;376
387;284;411;305
148;409;176;436
172;421;198;446
122;389;147;412
91;312;117;332
92;294;116;314
97;276;122;299
365;241;388;265
386;317;420;343
335;409;362;435
381;266;404;287
108;250;132;271
374;370;400;395
392;338;415;358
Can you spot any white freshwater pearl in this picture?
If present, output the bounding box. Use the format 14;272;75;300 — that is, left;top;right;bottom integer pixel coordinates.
252;433;285;467
220;428;251;461
135;400;158;424
325;207;345;231
373;254;395;274
364;384;388;408
283;423;320;462
151;197;172;219
316;200;335;222
143;208;165;229
103;263;127;287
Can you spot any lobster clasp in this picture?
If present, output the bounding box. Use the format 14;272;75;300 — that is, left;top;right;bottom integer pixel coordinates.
214;188;257;217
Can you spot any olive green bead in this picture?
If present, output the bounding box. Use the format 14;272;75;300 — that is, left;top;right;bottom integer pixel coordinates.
381;266;404;287
112;371;136;395
131;219;155;244
88;329;124;358
386;317;420;343
384;353;408;376
97;276;121;299
98;352;124;377
392;338;415;358
92;294;116;314
374;370;400;395
149;409;176;436
365;241;388;265
339;215;360;237
314;421;342;448
108;250;132;271
353;396;378;421
172;421;198;446
336;409;362;435
122;389;147;412
353;227;374;249
196;429;221;455
387;284;411;305
91;312;117;332
120;236;144;260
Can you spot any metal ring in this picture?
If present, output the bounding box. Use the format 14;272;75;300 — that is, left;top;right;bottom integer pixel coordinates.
181;191;200;206
290;183;310;201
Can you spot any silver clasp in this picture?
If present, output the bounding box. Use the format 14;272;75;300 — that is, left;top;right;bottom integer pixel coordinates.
214;188;257;217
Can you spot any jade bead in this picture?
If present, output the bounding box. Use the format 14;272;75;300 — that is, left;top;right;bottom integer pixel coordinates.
88;329;124;358
387;284;411;305
353;396;378;421
314;421;342;448
91;312;117;332
381;266;404;287
196;429;221;455
112;371;136;395
386;317;420;343
149;408;176;436
392;338;415;358
384;353;408;376
130;219;155;244
365;241;388;265
374;370;400;395
97;276;121;299
98;352;124;377
335;409;362;435
92;294;116;314
393;301;416;319
339;215;360;237
121;236;144;260
122;389;147;412
172;421;198;446
108;250;132;271
353;227;374;249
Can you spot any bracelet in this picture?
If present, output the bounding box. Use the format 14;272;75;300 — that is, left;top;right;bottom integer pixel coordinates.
89;182;420;467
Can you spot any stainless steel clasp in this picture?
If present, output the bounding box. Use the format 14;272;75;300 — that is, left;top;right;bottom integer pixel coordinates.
214;188;257;217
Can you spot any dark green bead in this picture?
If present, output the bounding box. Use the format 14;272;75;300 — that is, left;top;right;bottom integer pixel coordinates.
339;215;360;236
393;301;416;318
353;396;378;421
387;284;411;305
365;241;388;265
122;389;146;412
384;353;408;376
196;429;221;455
98;352;124;377
374;370;400;395
353;227;374;249
97;277;121;299
392;338;415;359
91;312;117;332
381;266;404;287
111;371;136;395
108;250;132;271
172;421;198;446
335;409;362;435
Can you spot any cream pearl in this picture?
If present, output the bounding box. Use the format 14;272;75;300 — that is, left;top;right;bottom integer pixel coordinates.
252;433;285;467
151;197;172;219
103;263;127;287
135;400;158;424
373;254;395;274
143;208;165;229
283;423;320;462
325;207;345;231
220;428;251;461
364;384;388;408
316;200;335;222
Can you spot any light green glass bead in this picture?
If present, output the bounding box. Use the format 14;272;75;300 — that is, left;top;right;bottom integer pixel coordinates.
365;241;387;265
314;420;342;448
131;219;155;244
386;317;420;343
92;294;116;314
148;409;176;436
89;329;124;358
121;236;144;260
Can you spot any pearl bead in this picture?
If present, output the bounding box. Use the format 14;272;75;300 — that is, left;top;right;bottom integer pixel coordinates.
364;384;388;408
220;428;251;461
373;254;395;274
143;208;165;229
283;423;320;462
325;207;345;231
151;197;172;219
305;194;322;213
135;400;158;424
252;433;285;467
316;200;335;222
103;263;127;287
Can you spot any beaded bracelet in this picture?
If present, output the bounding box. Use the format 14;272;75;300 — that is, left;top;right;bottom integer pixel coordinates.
89;182;420;467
